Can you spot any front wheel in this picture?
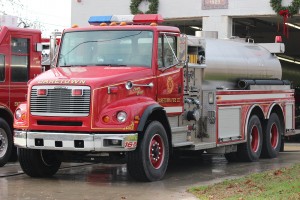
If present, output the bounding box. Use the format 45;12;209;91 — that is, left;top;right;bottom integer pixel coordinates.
261;113;282;158
18;149;61;177
127;121;169;182
0;118;12;167
237;115;263;162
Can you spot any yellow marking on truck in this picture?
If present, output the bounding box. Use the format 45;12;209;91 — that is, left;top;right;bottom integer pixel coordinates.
124;122;135;131
158;98;181;103
125;134;138;141
92;76;155;92
37;80;86;84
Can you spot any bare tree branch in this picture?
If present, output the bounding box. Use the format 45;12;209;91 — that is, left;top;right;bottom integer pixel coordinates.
0;0;45;31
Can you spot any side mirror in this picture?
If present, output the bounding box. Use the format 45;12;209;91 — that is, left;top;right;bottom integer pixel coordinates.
177;34;187;67
35;43;42;52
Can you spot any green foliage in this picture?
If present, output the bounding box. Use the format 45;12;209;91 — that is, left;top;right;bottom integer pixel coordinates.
270;0;300;16
130;0;159;14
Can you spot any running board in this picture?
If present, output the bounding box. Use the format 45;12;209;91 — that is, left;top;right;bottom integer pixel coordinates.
189;142;216;151
171;126;192;147
173;141;193;147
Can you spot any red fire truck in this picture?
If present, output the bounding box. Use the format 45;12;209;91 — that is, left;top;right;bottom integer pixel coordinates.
14;14;296;181
0;25;42;167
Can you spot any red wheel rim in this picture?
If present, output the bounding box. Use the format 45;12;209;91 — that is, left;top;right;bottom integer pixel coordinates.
149;134;164;169
250;125;259;152
270;123;279;148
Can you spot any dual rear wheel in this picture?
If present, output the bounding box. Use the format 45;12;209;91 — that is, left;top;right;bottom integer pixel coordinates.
225;113;282;162
261;113;282;158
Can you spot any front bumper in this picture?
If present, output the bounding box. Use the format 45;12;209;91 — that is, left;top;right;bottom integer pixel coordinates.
14;130;138;152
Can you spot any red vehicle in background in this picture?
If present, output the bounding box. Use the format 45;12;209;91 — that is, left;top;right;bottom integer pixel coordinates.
0;25;42;166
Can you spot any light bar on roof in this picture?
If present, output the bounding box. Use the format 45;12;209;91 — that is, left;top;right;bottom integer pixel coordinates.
111;15;134;23
133;14;163;24
88;15;134;25
88;15;113;25
88;14;164;25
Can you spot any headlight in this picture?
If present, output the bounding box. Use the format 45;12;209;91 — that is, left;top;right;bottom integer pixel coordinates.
15;108;22;120
117;111;127;123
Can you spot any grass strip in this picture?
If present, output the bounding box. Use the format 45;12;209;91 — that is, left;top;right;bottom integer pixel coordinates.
188;163;300;200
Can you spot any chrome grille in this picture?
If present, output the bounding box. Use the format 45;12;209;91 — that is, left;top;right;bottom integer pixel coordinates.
30;85;91;117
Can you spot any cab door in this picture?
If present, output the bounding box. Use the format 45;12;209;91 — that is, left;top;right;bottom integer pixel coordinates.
0;53;8;108
9;36;31;111
156;33;184;116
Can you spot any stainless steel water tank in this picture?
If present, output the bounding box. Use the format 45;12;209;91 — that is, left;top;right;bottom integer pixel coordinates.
202;38;282;90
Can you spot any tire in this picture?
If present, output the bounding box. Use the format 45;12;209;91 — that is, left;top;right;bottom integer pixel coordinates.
280;136;284;152
237;115;263;162
0;118;12;167
127;121;169;182
261;113;282;158
9;146;18;162
18;148;61;177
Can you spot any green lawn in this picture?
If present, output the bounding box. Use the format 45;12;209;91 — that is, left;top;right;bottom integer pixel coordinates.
188;163;300;200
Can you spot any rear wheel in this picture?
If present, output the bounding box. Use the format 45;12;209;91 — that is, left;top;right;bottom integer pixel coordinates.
0;118;12;167
237;115;263;162
127;121;169;182
18;148;61;177
261;113;282;158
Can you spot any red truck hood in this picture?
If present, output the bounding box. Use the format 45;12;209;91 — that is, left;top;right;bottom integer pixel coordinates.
32;66;153;87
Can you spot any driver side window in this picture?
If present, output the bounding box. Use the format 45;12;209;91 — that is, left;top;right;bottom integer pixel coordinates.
158;35;177;68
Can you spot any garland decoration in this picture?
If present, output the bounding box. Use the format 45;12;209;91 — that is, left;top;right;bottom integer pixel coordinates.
270;0;300;16
130;0;159;14
270;0;300;37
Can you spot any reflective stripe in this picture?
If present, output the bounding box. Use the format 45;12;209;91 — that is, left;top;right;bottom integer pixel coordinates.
164;106;183;113
219;93;289;101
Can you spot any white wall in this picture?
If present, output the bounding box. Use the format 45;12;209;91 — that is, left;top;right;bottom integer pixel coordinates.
70;0;298;39
71;0;297;26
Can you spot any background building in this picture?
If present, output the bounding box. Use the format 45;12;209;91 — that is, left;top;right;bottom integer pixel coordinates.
71;0;300;85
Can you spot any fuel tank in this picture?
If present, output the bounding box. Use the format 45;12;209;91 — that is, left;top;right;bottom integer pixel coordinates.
188;37;282;90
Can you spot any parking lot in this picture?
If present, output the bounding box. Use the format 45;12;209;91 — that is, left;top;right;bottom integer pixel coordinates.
1;143;300;200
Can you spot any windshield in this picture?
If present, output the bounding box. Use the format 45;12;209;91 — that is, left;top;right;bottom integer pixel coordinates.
58;30;153;67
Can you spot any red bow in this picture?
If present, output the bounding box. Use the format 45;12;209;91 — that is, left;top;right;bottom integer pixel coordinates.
279;9;290;38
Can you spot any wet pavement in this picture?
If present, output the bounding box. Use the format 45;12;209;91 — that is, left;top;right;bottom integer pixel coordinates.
0;143;300;200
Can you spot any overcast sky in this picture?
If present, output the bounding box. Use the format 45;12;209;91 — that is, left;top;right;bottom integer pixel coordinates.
2;0;71;36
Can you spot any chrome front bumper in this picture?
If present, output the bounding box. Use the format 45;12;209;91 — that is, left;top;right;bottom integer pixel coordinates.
14;130;138;152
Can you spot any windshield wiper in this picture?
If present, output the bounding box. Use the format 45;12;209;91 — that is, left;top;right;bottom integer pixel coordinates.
59;64;127;67
95;64;127;67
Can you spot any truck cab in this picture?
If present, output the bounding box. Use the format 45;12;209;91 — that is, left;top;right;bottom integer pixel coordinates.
0;26;42;166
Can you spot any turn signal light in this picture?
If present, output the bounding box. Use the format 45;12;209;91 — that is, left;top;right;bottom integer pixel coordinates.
37;89;47;96
102;115;110;123
72;89;83;96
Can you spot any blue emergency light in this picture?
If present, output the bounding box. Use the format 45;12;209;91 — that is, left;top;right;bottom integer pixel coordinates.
88;16;113;25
